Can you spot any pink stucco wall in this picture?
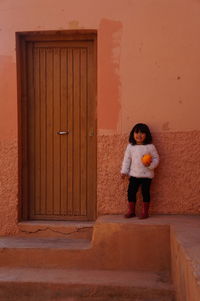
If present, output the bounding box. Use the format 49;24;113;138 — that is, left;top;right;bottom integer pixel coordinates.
0;0;200;234
98;132;200;216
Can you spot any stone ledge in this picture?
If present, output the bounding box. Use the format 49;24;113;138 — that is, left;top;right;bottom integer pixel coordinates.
1;214;200;301
169;216;200;301
96;214;200;301
17;220;94;240
0;267;174;301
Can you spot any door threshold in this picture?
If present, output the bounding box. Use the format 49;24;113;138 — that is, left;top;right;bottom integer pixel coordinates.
17;220;94;240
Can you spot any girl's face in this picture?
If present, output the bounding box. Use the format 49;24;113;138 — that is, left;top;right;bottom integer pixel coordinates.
134;131;146;144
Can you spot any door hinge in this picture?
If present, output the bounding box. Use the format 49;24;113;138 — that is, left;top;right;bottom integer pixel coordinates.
89;128;95;137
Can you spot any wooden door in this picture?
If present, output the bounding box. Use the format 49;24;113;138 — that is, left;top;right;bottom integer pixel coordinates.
17;32;97;221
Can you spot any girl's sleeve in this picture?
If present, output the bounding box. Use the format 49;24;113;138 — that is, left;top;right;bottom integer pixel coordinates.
148;144;159;170
121;144;132;174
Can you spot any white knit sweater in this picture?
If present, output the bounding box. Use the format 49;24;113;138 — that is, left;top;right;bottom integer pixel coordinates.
121;143;159;179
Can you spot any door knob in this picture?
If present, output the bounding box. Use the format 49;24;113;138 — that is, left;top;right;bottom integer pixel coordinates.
57;131;69;135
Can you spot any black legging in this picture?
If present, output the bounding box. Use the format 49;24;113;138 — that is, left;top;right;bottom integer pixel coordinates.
128;177;152;203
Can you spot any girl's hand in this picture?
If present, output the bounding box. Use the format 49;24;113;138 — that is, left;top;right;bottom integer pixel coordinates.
121;173;126;179
141;154;152;167
143;161;152;167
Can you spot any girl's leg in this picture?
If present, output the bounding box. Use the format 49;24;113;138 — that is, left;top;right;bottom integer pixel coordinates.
125;177;140;218
141;178;152;203
140;178;152;219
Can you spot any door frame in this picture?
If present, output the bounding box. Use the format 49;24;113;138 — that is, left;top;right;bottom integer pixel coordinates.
16;30;97;221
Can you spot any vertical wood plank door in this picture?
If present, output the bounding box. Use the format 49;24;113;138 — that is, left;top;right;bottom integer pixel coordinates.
19;34;96;221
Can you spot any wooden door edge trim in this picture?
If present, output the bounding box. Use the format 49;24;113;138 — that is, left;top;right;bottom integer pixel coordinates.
16;30;97;42
16;33;29;221
16;33;23;221
16;31;97;222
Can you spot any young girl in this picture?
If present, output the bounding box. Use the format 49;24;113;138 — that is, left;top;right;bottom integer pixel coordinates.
121;123;159;219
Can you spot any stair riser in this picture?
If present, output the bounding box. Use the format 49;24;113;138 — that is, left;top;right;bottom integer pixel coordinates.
0;282;175;301
0;249;92;269
0;248;170;271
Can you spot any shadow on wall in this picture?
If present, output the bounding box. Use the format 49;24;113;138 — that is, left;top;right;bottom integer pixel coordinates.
0;55;17;139
98;18;122;131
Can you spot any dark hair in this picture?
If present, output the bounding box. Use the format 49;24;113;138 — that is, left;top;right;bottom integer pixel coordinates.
129;123;152;145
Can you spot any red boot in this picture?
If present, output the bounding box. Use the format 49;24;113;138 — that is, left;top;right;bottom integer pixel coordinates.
124;202;136;218
139;202;150;219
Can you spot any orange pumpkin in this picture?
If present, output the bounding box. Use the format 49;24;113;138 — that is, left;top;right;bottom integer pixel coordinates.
141;154;152;165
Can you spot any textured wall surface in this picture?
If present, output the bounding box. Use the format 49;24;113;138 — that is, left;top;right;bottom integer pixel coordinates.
97;132;200;216
0;139;18;235
1;130;200;235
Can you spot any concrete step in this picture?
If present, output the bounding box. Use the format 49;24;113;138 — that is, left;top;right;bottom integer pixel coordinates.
0;237;92;268
0;215;171;271
17;221;94;240
0;267;175;301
